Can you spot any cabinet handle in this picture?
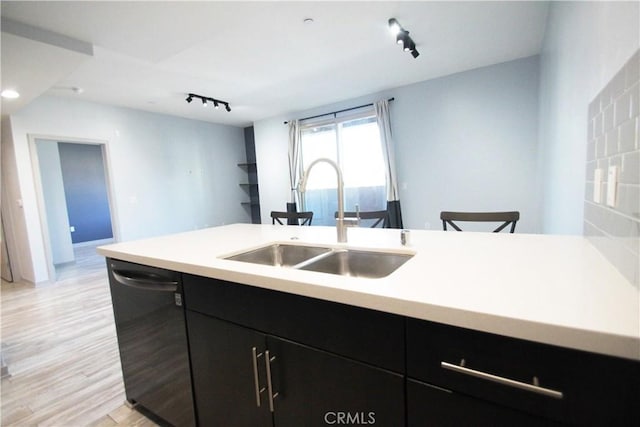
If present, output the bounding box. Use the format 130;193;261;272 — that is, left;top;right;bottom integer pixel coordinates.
265;350;279;412
441;360;564;399
251;347;265;407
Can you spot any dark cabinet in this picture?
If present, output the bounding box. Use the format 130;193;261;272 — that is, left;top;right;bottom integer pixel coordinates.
187;311;271;427
182;272;639;427
407;318;640;426
407;379;562;427
267;336;404;427
183;274;404;372
186;310;404;427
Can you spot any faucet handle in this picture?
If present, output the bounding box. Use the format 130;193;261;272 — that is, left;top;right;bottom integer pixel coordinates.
344;204;360;227
343;217;360;227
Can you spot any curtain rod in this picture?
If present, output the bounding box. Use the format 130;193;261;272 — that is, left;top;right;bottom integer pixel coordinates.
283;97;395;125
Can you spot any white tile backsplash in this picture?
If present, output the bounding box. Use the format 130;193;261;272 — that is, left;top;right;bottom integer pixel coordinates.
584;49;640;288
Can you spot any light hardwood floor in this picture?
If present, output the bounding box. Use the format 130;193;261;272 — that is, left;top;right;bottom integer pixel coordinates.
1;245;158;426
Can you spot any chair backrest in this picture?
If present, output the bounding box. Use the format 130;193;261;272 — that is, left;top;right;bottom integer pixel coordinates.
271;211;313;226
440;211;520;233
334;210;388;228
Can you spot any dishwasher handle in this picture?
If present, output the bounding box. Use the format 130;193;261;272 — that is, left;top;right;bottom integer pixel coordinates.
111;268;179;292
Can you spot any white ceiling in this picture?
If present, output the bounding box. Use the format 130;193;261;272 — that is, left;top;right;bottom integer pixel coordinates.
1;1;549;127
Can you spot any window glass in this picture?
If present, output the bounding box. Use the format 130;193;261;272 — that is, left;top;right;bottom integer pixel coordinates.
300;113;386;226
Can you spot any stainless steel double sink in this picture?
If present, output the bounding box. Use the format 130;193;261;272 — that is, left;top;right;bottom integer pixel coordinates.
223;243;414;279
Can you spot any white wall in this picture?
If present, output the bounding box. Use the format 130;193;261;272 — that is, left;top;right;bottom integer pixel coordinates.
254;56;541;233
4;96;249;284
538;1;640;234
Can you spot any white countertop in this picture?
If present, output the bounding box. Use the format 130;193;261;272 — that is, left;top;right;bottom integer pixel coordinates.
98;223;640;361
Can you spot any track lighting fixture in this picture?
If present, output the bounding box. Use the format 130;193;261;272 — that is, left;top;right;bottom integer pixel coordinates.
185;93;231;113
388;18;419;58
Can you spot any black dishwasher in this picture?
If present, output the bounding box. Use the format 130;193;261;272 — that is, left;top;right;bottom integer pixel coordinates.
107;258;195;427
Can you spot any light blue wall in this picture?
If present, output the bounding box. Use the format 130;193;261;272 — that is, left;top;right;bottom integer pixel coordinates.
7;96;249;283
254;55;541;233
35;140;74;265
392;55;540;232
538;1;640;234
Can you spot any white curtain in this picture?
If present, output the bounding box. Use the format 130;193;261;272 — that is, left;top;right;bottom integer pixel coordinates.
375;99;400;201
374;99;403;228
287;120;303;207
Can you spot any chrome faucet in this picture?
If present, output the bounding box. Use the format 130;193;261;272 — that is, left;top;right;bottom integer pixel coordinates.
299;158;348;243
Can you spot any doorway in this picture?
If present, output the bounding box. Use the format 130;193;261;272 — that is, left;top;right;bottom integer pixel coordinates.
32;137;116;281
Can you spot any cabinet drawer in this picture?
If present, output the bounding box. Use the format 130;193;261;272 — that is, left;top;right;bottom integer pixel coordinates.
407;318;639;425
183;274;404;372
407;379;562;427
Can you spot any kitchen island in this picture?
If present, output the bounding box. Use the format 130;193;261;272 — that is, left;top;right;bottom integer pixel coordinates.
99;224;639;426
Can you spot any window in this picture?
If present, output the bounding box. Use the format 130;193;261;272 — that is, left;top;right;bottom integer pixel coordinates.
300;110;386;226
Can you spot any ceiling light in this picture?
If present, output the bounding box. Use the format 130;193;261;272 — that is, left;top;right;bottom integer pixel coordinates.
184;93;232;113
304;18;314;24
1;89;20;99
387;18;419;59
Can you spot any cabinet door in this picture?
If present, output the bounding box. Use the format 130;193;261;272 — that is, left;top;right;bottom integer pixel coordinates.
407;379;562;427
267;336;404;427
186;311;272;427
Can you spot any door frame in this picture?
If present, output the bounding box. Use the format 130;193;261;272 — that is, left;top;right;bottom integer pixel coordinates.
28;134;120;282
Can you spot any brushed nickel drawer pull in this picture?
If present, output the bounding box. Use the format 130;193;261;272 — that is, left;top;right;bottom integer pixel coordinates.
265;350;278;412
441;361;564;399
251;347;264;407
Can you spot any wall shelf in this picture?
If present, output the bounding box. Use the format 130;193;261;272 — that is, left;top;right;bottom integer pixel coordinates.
240;127;261;224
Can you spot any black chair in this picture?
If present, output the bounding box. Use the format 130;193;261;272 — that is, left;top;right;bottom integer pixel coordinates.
440;211;520;233
271;211;313;226
335;210;388;228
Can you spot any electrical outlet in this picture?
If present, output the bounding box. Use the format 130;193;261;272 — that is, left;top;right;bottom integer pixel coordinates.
593;168;602;203
606;166;618;207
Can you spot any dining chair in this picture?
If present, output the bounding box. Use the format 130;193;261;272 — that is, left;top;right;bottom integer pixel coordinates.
336;210;389;228
440;211;520;233
271;211;314;226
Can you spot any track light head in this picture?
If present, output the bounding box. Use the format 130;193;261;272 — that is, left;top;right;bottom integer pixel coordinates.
388;18;402;36
404;38;415;52
396;30;409;46
225;103;231;112
202;98;208;107
411;48;420;58
213;100;219;109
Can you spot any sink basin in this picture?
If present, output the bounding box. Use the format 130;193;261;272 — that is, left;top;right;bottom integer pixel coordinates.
224;244;331;267
300;249;413;278
224;243;414;279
